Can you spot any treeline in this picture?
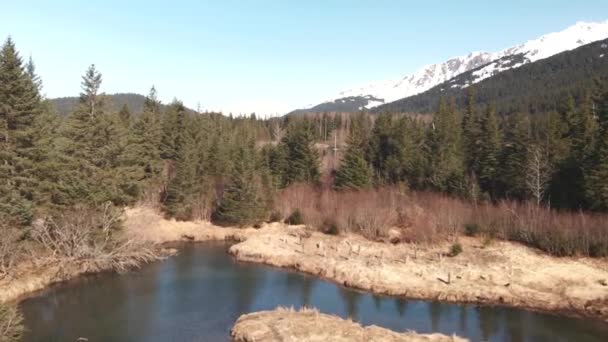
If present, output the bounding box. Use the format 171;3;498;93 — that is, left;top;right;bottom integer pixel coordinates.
2;35;608;249
359;90;608;211
0;37;330;229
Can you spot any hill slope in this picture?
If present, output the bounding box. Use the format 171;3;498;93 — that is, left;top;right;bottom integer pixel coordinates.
375;38;608;115
291;20;608;114
49;93;198;116
49;93;149;116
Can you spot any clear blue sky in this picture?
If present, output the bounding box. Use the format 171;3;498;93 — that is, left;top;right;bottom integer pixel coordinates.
2;1;607;115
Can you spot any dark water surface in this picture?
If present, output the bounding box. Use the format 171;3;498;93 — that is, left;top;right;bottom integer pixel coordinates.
20;242;608;342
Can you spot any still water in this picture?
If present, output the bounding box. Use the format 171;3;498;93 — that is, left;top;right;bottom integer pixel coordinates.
20;242;608;342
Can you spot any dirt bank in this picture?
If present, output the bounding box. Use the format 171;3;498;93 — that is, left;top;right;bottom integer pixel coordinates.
231;307;467;342
229;225;608;322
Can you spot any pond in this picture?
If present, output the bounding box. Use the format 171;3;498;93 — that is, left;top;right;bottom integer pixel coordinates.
20;242;608;341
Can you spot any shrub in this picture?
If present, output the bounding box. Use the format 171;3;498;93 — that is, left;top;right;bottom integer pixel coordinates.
449;242;463;257
268;211;282;223
274;184;608;258
31;203;161;273
321;219;339;235
0;303;24;342
590;242;608;258
285;209;304;225
464;223;480;237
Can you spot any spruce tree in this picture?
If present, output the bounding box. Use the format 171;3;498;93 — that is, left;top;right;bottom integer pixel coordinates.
162;118;199;220
160;100;188;161
462;87;482;174
585;91;608;210
335;122;372;190
62;64;130;205
427;97;465;194
122;87;164;198
118;104;132;126
279;120;320;186
212;147;265;226
499;113;530;199
0;38;43;225
478;104;501;198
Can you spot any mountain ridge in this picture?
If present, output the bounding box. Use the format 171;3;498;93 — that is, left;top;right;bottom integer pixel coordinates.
374;37;608;115
290;20;608;114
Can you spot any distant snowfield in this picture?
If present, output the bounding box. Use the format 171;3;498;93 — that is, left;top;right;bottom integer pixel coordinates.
316;20;608;109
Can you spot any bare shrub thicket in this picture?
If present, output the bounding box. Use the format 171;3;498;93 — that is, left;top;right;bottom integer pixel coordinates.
30;203;162;273
275;184;455;243
471;201;608;257
0;303;23;342
275;184;608;257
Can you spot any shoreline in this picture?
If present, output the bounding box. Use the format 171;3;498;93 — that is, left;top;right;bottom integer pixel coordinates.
227;224;608;323
3;206;608;325
231;307;468;342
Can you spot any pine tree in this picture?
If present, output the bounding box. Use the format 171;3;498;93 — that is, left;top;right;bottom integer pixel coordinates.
335;122;372;190
279;120;320;186
118;104;132;127
160;100;188;161
369;113;399;183
585;91;608;210
427;97;465;194
499;113;530;199
0;38;43;225
162;118;199;220
477;104;501;198
212;147;266;226
122;87;164;199
61;64;130;205
462;87;482;173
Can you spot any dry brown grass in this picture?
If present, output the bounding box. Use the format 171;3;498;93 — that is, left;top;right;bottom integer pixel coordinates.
274;184;608;257
232;306;468;342
0;303;23;342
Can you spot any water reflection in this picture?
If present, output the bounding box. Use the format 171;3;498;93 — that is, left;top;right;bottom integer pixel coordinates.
20;243;608;342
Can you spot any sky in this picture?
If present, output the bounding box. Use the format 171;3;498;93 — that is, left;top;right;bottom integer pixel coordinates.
2;1;608;116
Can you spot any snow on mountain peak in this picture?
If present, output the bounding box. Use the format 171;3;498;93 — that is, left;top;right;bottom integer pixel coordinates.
322;20;608;109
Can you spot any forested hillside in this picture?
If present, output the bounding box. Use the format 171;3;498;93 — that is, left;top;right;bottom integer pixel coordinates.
49;93;197;116
376;38;608;115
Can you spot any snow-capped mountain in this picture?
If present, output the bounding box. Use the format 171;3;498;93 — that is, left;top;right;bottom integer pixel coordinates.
296;20;608;113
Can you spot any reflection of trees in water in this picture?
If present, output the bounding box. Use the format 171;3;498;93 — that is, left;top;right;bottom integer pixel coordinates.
429;301;445;331
300;277;314;306
338;287;361;319
458;306;468;332
394;298;408;318
23;271;132;340
476;306;501;341
372;294;383;311
504;309;524;342
282;272;315;306
233;264;261;314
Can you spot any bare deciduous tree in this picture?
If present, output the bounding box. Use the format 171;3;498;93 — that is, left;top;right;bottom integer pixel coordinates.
270;119;285;142
526;145;551;205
